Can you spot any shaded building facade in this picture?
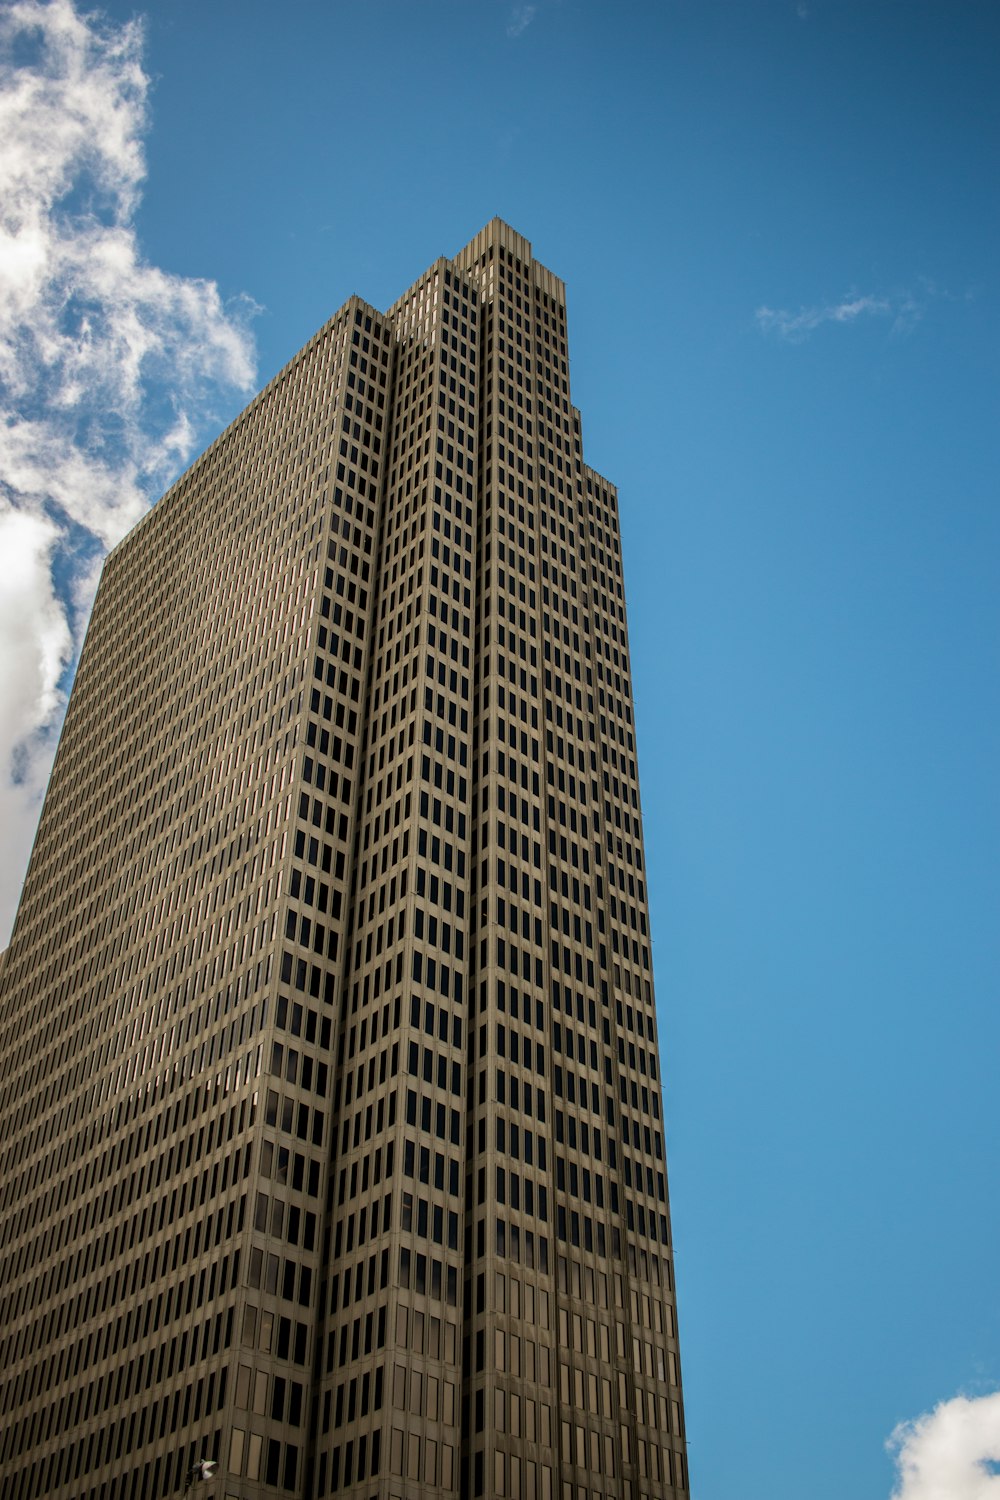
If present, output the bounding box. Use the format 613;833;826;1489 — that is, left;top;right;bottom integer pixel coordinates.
0;221;687;1500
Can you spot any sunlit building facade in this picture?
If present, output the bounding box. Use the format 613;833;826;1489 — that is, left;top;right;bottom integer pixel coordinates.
0;221;687;1500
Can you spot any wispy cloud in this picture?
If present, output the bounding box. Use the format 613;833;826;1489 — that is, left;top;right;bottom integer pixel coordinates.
0;0;257;943
755;293;893;341
507;5;537;39
888;1390;1000;1499
754;279;945;341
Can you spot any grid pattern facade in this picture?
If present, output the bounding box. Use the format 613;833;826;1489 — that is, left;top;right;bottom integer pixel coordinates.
0;221;687;1500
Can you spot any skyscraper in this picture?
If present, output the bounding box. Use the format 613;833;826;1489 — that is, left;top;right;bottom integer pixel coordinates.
0;221;687;1500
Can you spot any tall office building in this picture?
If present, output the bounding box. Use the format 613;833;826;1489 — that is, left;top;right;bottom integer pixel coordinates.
0;222;687;1500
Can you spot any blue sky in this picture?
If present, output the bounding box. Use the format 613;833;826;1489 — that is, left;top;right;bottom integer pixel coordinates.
1;2;998;1496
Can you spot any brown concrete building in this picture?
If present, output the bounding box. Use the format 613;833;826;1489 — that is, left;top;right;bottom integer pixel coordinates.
0;222;687;1500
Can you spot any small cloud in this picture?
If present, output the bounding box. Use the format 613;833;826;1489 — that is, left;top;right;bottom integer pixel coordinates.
507;4;537;38
755;291;907;342
797;2;809;18
888;1390;1000;1500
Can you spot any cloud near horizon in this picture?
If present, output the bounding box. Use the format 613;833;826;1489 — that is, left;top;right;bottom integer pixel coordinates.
888;1390;1000;1500
0;0;257;943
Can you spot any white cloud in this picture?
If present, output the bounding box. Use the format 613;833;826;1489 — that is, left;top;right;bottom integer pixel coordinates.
755;292;893;341
507;5;537;39
754;280;950;342
0;0;257;943
888;1390;1000;1500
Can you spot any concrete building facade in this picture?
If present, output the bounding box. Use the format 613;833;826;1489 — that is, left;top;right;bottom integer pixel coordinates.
0;221;688;1500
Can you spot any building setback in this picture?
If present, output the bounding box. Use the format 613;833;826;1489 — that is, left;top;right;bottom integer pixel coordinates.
0;221;687;1500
